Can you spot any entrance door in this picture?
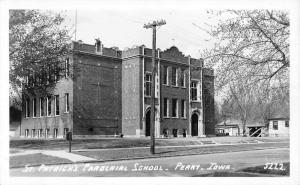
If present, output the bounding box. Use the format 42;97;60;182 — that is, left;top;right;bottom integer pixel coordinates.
191;113;198;136
145;110;151;136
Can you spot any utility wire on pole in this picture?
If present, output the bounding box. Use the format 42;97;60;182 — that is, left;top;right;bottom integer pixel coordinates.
143;19;166;155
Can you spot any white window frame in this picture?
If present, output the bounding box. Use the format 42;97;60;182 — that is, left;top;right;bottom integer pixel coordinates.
25;129;29;138
191;79;201;102
39;97;44;117
145;72;152;97
181;99;186;118
32;98;37;118
63;128;69;138
31;129;35;138
171;67;178;86
163;98;169;118
65;93;69;113
181;69;186;87
25;99;30;118
54;95;60;116
47;96;52;117
163;65;169;85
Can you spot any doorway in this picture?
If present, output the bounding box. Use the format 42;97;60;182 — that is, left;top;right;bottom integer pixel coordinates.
145;110;151;136
191;113;198;136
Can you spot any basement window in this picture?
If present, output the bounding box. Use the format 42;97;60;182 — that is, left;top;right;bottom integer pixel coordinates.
53;128;58;138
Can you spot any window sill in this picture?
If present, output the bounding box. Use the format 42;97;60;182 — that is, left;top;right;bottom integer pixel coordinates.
191;100;201;103
162;84;169;86
171;117;179;119
181;117;187;119
171;85;179;88
163;116;170;119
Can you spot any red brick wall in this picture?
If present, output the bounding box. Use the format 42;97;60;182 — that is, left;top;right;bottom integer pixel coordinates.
72;52;122;136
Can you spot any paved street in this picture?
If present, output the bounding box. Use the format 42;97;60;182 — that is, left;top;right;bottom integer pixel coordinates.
10;148;289;177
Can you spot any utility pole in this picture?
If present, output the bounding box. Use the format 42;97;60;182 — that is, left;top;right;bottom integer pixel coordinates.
144;20;166;155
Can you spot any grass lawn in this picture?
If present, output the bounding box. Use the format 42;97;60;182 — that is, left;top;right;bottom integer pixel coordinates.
10;153;72;168
10;137;289;151
73;142;289;161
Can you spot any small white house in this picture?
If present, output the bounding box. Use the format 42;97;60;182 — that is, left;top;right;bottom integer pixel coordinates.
268;118;289;137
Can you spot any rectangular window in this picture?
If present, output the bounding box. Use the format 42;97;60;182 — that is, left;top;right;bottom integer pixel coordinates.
40;97;44;117
285;120;289;127
179;69;185;87
191;81;198;101
45;128;50;138
163;98;169;117
172;98;178;118
31;129;35;138
273;121;278;130
33;98;37;117
145;73;152;96
64;128;69;138
65;58;70;77
53;128;58;138
25;99;30;118
25;129;29;138
47;96;52;116
163;66;168;85
171;67;178;86
54;95;60;116
65;93;69;113
181;100;186;118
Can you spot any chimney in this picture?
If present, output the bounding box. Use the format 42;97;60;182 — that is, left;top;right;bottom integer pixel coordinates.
95;38;103;54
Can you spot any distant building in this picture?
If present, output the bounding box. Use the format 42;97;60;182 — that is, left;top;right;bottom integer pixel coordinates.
268;117;289;137
20;39;215;139
215;119;241;136
246;122;267;137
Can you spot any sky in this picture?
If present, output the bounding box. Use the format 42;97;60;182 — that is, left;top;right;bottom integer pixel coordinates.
63;9;218;59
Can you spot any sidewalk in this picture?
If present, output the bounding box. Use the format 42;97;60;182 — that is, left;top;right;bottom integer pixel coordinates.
10;149;97;162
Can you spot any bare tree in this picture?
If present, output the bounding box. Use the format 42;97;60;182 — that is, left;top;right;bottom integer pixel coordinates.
202;10;289;91
202;10;289;131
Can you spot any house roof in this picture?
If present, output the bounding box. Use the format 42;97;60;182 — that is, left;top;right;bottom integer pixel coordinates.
268;117;289;121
